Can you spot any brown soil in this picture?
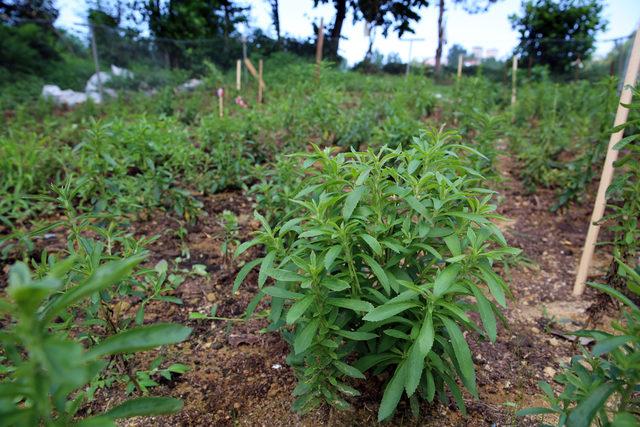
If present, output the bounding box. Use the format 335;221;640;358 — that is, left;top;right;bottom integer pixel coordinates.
1;148;618;427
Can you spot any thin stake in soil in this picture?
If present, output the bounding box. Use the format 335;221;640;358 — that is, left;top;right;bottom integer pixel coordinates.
574;26;640;296
511;56;518;106
258;60;264;104
457;54;463;80
316;18;324;81
236;59;241;91
244;58;266;91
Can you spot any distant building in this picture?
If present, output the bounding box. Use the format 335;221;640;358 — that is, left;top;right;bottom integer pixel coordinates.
485;48;499;59
472;46;483;59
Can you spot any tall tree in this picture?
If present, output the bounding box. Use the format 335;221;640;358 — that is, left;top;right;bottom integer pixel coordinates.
268;0;280;40
446;43;466;66
434;0;499;74
315;0;429;60
510;0;606;74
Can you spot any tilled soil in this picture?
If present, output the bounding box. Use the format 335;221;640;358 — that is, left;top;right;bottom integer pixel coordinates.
2;151;616;426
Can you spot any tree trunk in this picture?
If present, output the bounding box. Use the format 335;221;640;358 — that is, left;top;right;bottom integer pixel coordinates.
434;0;445;75
328;0;347;59
270;0;281;41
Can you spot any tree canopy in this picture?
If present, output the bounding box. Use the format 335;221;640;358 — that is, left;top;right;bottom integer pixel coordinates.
510;0;607;73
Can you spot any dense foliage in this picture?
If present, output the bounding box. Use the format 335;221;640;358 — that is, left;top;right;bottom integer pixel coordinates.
234;130;519;420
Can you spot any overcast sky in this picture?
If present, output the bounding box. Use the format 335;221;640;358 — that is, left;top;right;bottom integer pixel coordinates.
56;0;640;65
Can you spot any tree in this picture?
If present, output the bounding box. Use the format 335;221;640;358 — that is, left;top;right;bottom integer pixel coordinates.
356;0;429;60
434;0;499;74
510;0;606;74
142;0;247;68
446;43;466;66
314;0;429;60
268;0;280;40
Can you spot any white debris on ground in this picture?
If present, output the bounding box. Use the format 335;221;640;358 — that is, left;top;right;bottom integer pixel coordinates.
41;64;133;107
271;364;282;370
176;78;204;92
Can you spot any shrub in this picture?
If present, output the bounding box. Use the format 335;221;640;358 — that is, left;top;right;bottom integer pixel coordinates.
518;260;640;426
0;257;191;425
234;129;518;420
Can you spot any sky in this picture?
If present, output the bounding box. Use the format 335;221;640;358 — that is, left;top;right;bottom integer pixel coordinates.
56;0;640;65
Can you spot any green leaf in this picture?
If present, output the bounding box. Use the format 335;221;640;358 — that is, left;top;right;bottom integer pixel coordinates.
269;269;305;282
361;234;382;256
417;312;435;354
335;330;378;341
588;282;640;313
360;254;389;293
320;277;351;291
405;344;424;397
327;298;374;312
103;397;184;419
258;252;276;287
286;295;314;324
343;186;365;220
324;245;342;270
262;286;304;299
279;218;304;235
294;318;319;354
478;265;506;307
232;258;262;293
433;264;461;297
234;238;260;258
444;234;461;256
405;195;428;218
470;286;497;342
363;301;419;322
566;383;617;427
87;324;191;359
42;257;144;323
441;316;477;397
592;335;635;357
378;363;407;421
333;360;366;379
516;407;557;417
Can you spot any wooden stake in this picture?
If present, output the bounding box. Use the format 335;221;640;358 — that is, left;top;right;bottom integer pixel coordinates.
236;59;241;91
316;18;324;81
258;59;264;104
457;54;463;80
243;58;267;90
217;88;224;118
511;56;518;106
573;27;640;296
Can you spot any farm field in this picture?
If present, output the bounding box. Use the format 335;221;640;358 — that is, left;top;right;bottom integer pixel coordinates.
2;52;639;427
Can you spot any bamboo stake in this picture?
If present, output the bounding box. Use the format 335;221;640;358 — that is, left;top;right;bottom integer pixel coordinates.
90;25;104;101
236;59;241;91
316;18;324;81
511;56;518;106
217;88;224;118
243;58;266;90
258;59;264;104
457;54;463;80
573;27;640;296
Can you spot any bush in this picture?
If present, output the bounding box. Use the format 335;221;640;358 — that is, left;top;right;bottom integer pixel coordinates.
234;129;518;420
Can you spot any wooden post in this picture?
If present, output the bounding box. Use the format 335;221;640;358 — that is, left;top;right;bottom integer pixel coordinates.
258;59;264;104
511;56;518;106
457;54;463;80
236;59;241;91
243;58;267;90
316;18;324;81
217;88;224;118
573;27;640;296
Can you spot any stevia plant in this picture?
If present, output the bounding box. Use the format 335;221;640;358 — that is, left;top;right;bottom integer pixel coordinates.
0;257;192;426
234;129;519;420
518;260;640;426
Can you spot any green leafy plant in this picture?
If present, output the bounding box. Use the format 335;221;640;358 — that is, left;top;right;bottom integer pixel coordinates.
219;210;240;267
517;260;640;426
234;129;518;421
0;257;192;426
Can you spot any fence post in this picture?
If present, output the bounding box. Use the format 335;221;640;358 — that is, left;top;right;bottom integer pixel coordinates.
511;56;518;106
457;54;463;80
89;25;104;102
236;59;241;91
316;18;324;81
258;59;264;104
573;27;640;296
